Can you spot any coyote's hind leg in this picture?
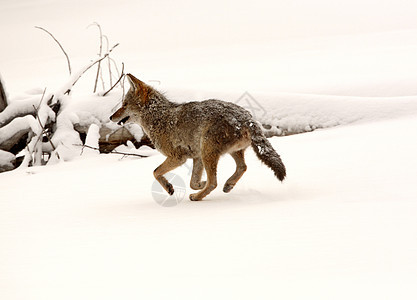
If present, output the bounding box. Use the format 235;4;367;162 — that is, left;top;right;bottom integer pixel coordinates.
189;152;220;201
223;150;247;193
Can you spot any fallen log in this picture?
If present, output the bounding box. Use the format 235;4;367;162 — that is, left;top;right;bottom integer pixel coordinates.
74;123;154;153
0;150;16;173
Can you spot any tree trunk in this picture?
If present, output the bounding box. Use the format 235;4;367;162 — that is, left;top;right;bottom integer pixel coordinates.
0;76;7;113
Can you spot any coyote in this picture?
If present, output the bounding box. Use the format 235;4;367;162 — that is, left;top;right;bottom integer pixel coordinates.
110;74;286;201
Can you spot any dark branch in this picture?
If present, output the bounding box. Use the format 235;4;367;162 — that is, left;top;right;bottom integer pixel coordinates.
77;144;148;157
89;22;104;93
32;105;59;158
35;26;72;75
65;43;119;95
103;63;125;97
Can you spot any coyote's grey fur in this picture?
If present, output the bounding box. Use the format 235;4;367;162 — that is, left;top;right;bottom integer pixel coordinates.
110;74;286;201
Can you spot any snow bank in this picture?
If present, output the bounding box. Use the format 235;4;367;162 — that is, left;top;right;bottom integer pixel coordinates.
49;90;124;160
255;93;417;136
166;87;417;136
4;76;417;166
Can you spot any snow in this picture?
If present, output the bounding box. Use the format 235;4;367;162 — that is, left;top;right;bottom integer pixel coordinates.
82;123;100;155
0;115;37;143
1;0;417;299
166;89;417;136
0;97;40;127
1;117;417;299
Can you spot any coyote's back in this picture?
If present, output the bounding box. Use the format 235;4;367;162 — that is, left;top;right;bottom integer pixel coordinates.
110;74;286;201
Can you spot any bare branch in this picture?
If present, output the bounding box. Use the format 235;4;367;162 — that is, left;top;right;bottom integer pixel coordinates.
64;43;119;95
76;144;148;158
103;63;124;97
35;88;47;111
103;35;113;87
109;57;121;78
35;26;72;75
32;105;59;160
89;22;103;93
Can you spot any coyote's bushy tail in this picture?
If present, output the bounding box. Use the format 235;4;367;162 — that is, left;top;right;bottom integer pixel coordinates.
248;121;286;181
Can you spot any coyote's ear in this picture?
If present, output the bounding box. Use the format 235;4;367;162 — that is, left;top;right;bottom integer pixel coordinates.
126;73;145;93
126;73;149;104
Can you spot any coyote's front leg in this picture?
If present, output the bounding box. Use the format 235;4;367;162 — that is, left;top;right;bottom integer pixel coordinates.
154;156;186;195
190;157;206;190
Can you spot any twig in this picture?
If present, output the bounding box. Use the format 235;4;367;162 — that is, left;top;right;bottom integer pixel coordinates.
66;43;119;94
103;35;113;87
35;26;72;75
23;132;36;167
103;63;124;96
109;57;121;78
99;65;105;91
35;87;47;111
21;104;60;168
32;105;59;157
109;57;124;91
77;144;148;157
89;22;103;93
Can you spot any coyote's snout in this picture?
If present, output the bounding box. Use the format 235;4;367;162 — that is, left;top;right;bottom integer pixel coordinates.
110;74;286;201
109;105;129;125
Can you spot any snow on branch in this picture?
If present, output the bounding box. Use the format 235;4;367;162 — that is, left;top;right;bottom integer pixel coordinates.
55;43;120;98
0;24;146;173
0;97;40;127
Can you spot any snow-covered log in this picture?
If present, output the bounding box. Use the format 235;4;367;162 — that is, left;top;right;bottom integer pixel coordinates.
73;123;150;153
0;150;15;172
0;28;136;172
0;115;37;153
0;97;39;127
0;28;148;172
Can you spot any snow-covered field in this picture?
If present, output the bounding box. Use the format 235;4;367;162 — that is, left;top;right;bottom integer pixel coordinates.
1;0;417;299
1;116;417;299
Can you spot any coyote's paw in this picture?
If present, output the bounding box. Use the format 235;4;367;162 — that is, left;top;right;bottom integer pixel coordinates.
166;183;174;195
190;181;206;190
223;183;235;193
189;193;202;201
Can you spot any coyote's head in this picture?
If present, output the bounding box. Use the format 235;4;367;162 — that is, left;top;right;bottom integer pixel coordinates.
109;74;153;125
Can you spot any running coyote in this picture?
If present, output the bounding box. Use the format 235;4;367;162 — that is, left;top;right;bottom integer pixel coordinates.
110;74;286;201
